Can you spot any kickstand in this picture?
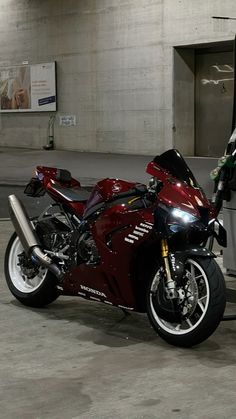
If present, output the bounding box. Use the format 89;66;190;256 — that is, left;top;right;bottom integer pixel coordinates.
222;314;236;321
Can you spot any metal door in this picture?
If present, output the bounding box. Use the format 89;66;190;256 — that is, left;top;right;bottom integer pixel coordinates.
195;50;233;157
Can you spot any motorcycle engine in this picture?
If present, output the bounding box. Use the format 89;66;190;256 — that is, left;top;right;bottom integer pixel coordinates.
36;217;100;267
77;231;100;265
35;218;77;272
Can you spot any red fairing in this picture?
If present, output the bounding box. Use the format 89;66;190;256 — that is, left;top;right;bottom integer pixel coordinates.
47;172;154;309
62;205;155;309
146;161;216;219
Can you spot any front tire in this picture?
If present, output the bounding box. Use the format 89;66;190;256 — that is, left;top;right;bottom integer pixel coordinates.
4;232;59;308
146;257;226;347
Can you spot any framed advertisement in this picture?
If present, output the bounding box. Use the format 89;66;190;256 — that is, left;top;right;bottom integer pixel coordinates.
0;62;56;112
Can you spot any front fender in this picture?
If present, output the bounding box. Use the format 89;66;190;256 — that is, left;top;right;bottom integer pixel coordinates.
175;247;216;259
169;247;216;284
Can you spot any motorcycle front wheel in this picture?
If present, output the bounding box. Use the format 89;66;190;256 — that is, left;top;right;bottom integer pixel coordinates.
146;257;226;347
4;232;59;308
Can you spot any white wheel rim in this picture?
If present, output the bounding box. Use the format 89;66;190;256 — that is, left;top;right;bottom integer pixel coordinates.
149;258;210;335
8;236;47;293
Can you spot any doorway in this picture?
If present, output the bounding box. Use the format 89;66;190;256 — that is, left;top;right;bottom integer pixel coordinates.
174;41;234;157
195;49;233;157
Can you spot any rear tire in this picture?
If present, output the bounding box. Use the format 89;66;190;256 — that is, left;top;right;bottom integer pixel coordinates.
4;232;59;308
146;257;226;347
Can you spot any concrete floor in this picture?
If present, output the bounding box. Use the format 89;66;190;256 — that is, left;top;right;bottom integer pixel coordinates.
1;220;236;419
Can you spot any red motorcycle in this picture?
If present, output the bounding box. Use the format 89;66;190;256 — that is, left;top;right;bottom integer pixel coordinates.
5;149;226;347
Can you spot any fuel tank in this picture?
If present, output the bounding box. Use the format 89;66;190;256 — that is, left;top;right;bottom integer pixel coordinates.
84;178;141;214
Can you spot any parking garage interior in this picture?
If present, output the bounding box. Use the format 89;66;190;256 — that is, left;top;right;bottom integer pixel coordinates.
1;1;236;418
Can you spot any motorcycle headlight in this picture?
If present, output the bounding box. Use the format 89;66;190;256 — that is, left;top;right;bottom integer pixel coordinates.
171;208;198;224
154;203;200;238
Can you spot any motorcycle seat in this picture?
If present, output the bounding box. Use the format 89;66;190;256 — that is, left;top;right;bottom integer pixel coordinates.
51;184;90;202
55;169;72;183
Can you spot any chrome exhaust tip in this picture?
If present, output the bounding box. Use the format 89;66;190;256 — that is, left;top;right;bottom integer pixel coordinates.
8;194;63;281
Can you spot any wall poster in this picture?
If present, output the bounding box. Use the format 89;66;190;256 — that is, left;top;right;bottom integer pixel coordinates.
0;62;56;112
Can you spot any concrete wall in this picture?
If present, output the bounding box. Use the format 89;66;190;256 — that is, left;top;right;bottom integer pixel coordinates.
0;0;236;155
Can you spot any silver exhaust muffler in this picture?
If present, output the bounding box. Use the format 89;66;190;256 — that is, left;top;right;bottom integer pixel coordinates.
8;195;63;281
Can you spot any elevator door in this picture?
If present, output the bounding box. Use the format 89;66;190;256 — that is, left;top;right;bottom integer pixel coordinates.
195;51;233;157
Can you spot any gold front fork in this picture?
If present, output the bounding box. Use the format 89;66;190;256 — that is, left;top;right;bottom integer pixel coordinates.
161;239;177;299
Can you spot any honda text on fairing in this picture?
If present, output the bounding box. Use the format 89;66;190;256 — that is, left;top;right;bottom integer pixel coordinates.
4;149;226;347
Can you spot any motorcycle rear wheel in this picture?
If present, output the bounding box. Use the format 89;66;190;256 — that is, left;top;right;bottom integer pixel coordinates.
4;232;59;308
146;257;226;347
